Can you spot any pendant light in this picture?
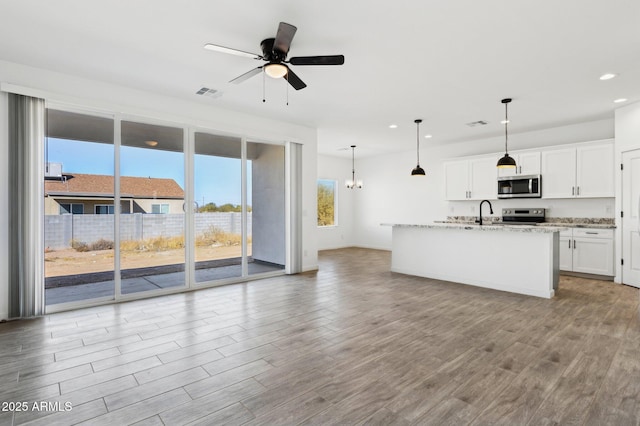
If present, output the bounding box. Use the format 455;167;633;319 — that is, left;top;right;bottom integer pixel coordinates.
411;119;426;175
345;145;363;189
497;98;517;169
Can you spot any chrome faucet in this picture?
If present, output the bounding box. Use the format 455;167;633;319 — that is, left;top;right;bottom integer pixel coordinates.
477;200;493;225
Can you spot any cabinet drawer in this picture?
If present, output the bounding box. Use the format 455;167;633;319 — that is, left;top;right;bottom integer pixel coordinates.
572;228;614;239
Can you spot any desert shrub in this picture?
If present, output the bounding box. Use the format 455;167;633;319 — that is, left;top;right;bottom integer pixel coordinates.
120;236;184;252
70;239;89;252
196;226;248;247
90;239;114;251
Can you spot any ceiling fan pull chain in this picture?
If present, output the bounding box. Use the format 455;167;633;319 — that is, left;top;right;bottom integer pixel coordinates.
262;68;266;103
286;72;289;106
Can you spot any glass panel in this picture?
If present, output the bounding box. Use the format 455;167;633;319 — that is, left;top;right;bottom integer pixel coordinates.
44;109;115;306
120;120;185;295
72;204;85;214
193;132;243;283
247;141;286;276
95;205;114;214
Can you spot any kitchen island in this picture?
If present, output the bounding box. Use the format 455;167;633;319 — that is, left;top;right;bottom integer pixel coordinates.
384;222;567;298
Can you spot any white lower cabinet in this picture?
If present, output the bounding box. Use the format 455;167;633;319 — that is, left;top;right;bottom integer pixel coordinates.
559;228;614;276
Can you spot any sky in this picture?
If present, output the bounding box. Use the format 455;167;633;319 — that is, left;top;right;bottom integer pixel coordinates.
47;138;252;206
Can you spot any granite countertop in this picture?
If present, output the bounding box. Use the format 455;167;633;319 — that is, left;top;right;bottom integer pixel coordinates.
540;222;615;229
382;222;567;233
440;216;616;229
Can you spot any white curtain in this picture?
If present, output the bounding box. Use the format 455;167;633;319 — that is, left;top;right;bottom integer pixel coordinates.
8;93;45;318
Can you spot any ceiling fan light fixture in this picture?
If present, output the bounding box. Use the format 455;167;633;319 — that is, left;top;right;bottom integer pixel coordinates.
264;63;288;79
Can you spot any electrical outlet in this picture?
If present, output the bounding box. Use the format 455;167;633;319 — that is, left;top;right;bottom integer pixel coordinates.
449;206;455;214
471;206;476;213
605;205;613;214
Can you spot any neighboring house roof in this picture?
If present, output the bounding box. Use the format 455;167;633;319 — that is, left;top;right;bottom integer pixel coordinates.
45;173;184;199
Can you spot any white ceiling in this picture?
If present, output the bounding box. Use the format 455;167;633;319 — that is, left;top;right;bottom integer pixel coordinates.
1;0;638;158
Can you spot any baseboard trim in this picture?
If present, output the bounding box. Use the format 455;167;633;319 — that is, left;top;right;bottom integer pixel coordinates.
560;271;614;281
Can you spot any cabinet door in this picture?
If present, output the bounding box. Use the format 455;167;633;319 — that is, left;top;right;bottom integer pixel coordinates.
468;157;497;200
576;144;614;198
444;160;469;200
573;237;614;276
559;236;573;271
541;148;576;198
518;151;541;175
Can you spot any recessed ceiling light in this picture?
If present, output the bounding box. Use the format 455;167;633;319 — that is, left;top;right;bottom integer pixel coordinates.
389;124;398;129
424;134;433;139
613;98;628;103
599;73;617;80
145;140;159;147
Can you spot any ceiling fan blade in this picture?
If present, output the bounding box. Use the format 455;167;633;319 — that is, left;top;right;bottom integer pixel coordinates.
229;66;263;84
284;66;306;90
289;55;345;66
273;22;297;54
204;43;262;60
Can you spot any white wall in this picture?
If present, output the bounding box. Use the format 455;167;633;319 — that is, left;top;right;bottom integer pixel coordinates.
317;154;355;250
614;101;640;283
352;119;615;251
0;91;8;320
0;60;319;320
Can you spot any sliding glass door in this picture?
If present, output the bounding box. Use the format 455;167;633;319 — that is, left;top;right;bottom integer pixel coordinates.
193;132;243;283
247;141;286;276
44;109;116;307
119;120;186;295
43;108;288;310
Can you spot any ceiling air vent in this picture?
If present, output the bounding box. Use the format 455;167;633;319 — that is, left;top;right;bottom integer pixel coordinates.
466;120;488;127
196;87;222;98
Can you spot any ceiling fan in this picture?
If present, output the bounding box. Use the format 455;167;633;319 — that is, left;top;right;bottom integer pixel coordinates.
204;22;344;90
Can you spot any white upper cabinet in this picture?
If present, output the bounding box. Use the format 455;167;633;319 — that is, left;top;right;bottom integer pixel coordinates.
469;157;498;200
444;160;470;201
541;142;614;199
497;151;541;177
444;156;497;201
541;148;577;198
576;144;615;197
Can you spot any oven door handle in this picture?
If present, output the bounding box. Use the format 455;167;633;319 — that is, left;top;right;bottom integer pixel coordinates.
528;179;532;194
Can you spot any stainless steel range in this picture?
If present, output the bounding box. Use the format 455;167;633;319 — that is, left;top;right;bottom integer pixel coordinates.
502;208;546;225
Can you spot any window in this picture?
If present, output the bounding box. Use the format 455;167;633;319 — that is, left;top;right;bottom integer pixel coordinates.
317;179;337;227
95;204;115;214
59;203;84;214
151;203;169;214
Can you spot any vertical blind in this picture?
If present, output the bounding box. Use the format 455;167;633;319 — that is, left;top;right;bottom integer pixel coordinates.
8;93;45;318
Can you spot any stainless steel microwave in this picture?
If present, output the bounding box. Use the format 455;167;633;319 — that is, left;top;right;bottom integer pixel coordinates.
497;174;541;198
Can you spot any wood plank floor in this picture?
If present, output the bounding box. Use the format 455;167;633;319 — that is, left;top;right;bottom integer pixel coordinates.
1;247;639;425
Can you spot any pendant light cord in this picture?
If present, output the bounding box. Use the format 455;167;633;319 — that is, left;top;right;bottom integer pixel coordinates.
351;145;356;184
504;101;509;154
416;120;420;166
